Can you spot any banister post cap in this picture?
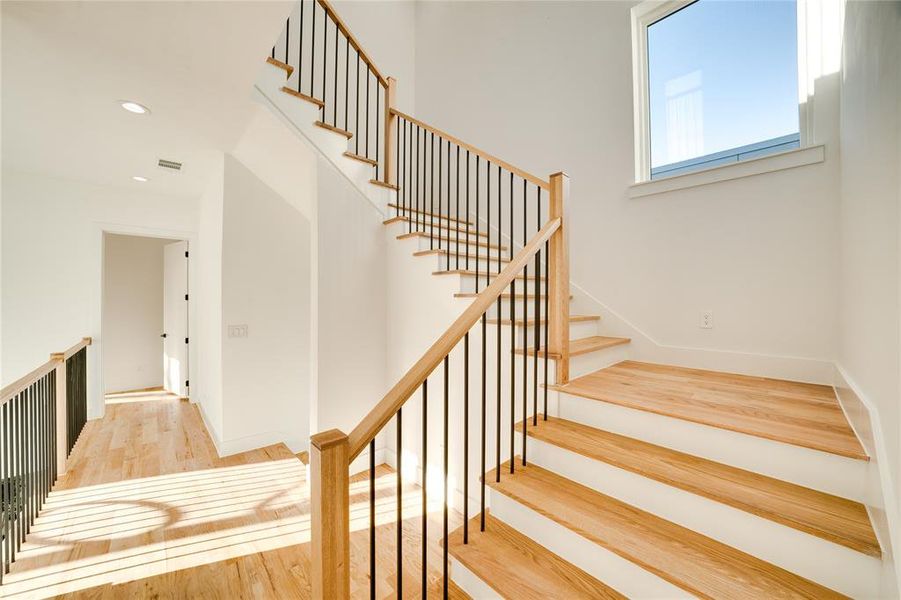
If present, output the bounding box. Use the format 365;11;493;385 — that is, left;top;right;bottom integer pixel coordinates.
311;428;349;451
549;171;569;179
50;352;65;361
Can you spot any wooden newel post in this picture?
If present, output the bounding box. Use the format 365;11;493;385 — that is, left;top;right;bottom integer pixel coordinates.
310;429;350;599
548;172;571;384
384;77;397;186
50;352;68;476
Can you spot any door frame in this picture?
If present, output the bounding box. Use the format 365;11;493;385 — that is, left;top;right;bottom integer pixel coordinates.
93;222;197;420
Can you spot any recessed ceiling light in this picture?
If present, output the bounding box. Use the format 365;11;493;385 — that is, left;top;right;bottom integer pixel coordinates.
132;176;148;182
120;101;150;115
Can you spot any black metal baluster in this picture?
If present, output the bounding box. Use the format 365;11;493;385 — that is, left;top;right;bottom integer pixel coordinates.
522;182;528;466
321;8;327;111
479;314;486;531
429;132;435;250
369;438;376;600
310;0;316;96
396;408;402;598
495;164;502;481
534;189;541;427
416;126;421;232
333;13;338;127
355;52;360;154
421;380;428;600
344;38;349;131
25;386;31;534
465;152;470;271
365;69;371;159
455;146;460;270
298;0;304;94
396;119;401;214
509;173;516;474
463;332;469;543
475;156;480;291
285;17;290;65
542;193;549;420
443;355;449;600
376;85;381;181
446;140;451;271
438;136;443;253
1;401;6;580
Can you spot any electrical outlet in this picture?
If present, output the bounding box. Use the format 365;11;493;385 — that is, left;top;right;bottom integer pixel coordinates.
228;324;248;338
699;311;714;329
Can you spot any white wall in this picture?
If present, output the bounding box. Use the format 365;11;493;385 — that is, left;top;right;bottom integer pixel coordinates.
102;233;169;393
1;169;198;418
413;1;841;382
219;154;312;454
837;0;901;592
313;154;388;436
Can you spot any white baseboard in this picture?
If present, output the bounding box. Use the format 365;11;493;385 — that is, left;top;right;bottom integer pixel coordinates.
570;281;834;384
833;364;901;599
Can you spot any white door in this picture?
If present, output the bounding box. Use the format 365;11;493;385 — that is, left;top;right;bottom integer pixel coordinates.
163;241;189;397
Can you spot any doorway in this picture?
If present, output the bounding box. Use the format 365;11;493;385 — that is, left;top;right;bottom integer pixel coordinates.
101;233;189;400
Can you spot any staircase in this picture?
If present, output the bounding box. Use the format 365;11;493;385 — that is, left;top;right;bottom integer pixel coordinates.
257;3;880;597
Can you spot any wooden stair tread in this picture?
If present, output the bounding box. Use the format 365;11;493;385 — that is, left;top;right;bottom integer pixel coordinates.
388;203;473;226
435;268;542;279
314;120;352;138
343;151;377;166
414;249;511;262
369;179;398;190
447;514;625;600
266;56;294;77
516;335;629;358
551;361;868;460
280;86;325;108
454;292;571;301
398;231;507;251
384;218;489;238
527;416;880;556
487;461;845;599
487;315;599;327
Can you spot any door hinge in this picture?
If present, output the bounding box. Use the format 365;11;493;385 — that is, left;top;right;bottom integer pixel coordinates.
184;294;189;301
185;251;189;258
185;379;190;387
185;337;189;344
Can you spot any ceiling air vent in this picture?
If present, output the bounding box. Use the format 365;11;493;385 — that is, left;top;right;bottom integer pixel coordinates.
158;159;183;171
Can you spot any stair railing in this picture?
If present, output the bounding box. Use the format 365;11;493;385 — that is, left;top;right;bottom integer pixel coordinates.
0;337;91;582
271;1;573;596
270;0;396;188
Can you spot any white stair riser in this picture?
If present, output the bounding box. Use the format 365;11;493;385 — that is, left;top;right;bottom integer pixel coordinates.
521;433;880;599
409;234;506;255
557;391;869;502
488;489;691;599
449;557;503;599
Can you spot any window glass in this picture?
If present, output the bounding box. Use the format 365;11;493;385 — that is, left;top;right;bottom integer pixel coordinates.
647;0;799;178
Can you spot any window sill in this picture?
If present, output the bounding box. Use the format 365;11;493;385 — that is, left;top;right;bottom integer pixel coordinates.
629;144;825;198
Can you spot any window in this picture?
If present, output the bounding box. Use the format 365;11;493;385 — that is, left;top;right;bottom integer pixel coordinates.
632;0;801;182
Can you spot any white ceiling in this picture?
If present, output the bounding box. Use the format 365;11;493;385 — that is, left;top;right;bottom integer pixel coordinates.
1;0;293;199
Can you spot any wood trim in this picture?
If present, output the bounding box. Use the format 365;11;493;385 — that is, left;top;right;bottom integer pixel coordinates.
344;151;378;166
515;335;630;358
369;179;398;191
266;56;294;78
63;336;92;359
317;0;388;87
2;337;91;405
311;429;350;599
315;121;353;139
1;359;59;405
398;231;506;251
384;77;397;186
548;172;570;383
347;218;561;460
389;108;550;190
281;86;326;109
387;203;473;226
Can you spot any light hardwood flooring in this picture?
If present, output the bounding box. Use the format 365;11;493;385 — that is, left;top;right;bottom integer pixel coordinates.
2;392;464;599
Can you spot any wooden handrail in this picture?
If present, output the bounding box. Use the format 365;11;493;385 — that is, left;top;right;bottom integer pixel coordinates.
389;108;551;191
317;0;389;88
0;337;92;405
347;217;561;460
63;336;92;359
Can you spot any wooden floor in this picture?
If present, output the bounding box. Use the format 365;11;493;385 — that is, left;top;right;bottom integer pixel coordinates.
552;360;868;459
3;392;464;599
